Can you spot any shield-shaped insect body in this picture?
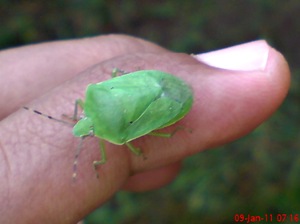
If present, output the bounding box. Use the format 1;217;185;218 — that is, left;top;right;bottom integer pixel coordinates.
25;70;193;178
73;70;193;143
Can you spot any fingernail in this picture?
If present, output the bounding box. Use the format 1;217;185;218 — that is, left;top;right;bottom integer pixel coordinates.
193;40;269;71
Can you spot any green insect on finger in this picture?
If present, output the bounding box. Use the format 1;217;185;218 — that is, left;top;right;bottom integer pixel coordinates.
25;69;194;179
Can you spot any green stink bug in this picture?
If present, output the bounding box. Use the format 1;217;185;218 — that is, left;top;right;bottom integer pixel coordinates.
25;69;193;178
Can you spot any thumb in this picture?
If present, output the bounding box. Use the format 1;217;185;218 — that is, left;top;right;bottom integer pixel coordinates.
189;40;290;149
122;40;290;191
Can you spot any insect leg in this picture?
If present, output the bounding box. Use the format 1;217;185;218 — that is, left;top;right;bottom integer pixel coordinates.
61;99;85;122
111;68;119;78
111;68;128;78
72;99;84;121
93;139;107;178
125;142;143;156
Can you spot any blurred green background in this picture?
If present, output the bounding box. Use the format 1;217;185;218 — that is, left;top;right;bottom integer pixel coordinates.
1;0;300;223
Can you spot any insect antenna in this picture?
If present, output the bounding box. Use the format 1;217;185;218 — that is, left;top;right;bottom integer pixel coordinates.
23;106;73;127
72;137;85;181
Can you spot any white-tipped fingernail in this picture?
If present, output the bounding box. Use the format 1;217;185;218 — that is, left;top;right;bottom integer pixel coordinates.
193;40;269;71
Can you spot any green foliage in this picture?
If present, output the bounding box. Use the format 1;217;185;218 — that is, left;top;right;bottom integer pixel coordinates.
2;1;299;223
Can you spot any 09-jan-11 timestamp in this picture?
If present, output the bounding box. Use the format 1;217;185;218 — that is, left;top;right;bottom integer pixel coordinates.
234;214;299;223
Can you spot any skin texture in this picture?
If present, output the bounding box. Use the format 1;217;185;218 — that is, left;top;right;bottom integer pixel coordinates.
0;35;290;223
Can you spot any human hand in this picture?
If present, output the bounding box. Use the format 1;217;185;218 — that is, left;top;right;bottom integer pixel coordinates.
0;35;290;223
